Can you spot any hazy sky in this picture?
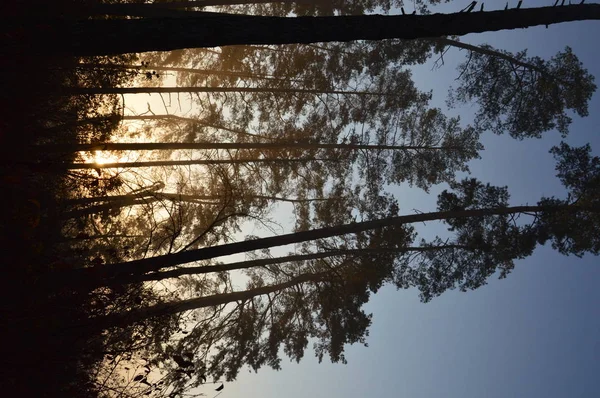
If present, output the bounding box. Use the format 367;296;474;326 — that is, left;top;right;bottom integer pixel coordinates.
214;2;600;398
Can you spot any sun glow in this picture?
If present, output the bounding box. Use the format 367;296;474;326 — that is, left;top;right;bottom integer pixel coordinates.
93;150;119;165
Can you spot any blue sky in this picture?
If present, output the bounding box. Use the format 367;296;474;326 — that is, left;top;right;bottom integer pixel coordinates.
197;2;600;397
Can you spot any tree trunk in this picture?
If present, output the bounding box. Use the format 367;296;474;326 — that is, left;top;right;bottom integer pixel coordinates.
37;141;460;153
436;38;560;79
75;63;305;82
47;203;594;289
109;245;465;286
78;270;332;333
7;5;599;56
65;86;400;96
32;156;331;171
65;192;330;206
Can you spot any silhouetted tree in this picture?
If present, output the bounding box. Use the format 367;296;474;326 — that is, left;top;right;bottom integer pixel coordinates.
7;5;600;56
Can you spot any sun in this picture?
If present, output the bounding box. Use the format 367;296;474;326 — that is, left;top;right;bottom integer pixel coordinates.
93;150;119;165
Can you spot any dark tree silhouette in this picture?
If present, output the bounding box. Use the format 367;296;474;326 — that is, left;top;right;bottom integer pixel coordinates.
4;5;600;56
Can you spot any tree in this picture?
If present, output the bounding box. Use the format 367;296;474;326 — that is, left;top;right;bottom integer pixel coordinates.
30;156;334;170
55;143;600;390
6;5;600;56
65;85;411;96
37;140;475;153
56;199;599;286
49;143;600;289
448;45;596;139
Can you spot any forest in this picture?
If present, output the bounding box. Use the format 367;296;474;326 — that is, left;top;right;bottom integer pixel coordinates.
1;0;599;397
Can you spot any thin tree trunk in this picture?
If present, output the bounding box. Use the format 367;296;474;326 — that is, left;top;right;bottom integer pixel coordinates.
64;86;401;96
75;63;305;83
79;270;332;333
110;245;465;286
33;156;331;171
436;37;562;80
6;5;599;57
37;141;460;153
65;192;330;206
47;203;595;289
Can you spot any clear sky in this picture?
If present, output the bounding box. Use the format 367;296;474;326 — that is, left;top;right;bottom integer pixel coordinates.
215;2;600;398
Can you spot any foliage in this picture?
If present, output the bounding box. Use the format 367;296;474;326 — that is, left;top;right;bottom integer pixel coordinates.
449;45;596;139
535;143;600;257
3;1;598;397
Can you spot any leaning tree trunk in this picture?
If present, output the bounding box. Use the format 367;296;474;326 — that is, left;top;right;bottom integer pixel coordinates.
4;5;599;56
109;245;465;286
45;203;592;289
77;270;332;334
435;38;571;84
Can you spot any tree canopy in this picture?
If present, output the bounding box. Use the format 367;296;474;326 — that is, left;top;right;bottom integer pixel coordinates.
2;1;599;397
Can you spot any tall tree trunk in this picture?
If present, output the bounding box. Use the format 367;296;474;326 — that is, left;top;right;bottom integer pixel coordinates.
47;203;594;289
37;141;461;153
109;245;465;286
65;86;401;96
78;270;332;333
65;192;330;206
75;63;305;82
7;5;599;56
31;156;331;171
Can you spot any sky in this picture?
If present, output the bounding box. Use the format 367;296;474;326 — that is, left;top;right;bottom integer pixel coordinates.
216;2;600;398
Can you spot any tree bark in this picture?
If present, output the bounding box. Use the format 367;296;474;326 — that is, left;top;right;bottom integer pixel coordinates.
47;203;596;289
6;5;599;57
